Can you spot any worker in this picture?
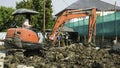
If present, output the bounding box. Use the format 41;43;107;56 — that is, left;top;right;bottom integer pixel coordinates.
38;32;43;43
22;19;32;29
58;34;62;46
65;32;69;46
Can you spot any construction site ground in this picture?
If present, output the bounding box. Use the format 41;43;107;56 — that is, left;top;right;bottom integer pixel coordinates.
0;43;120;68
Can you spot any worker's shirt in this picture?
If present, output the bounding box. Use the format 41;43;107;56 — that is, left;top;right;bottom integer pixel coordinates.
22;19;32;29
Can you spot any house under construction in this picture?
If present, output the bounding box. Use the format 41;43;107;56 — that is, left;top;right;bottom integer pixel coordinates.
56;0;120;47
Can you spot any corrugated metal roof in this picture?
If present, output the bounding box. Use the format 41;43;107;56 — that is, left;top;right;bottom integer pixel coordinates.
56;0;120;16
66;0;120;10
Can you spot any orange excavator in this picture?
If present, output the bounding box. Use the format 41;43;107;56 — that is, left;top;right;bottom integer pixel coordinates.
49;8;96;45
4;9;42;50
3;8;96;50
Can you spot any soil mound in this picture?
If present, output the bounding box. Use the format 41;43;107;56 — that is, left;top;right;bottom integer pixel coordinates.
4;43;120;68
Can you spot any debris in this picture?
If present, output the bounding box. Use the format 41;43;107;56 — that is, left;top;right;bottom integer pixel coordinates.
17;65;34;68
3;43;120;68
0;51;6;68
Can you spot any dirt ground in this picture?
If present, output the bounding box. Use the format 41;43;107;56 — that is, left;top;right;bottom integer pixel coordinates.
0;43;120;68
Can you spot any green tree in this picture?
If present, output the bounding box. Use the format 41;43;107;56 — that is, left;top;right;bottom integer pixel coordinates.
16;0;54;31
45;0;54;28
0;6;14;31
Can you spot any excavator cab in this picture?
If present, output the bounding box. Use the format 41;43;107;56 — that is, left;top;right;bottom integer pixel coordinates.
4;9;42;50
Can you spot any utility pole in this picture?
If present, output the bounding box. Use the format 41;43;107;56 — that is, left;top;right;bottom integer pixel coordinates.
43;0;46;42
114;0;117;42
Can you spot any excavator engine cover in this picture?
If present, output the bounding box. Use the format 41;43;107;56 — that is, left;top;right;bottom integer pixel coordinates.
4;28;39;49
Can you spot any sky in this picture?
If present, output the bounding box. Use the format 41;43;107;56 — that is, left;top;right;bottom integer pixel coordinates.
0;0;120;15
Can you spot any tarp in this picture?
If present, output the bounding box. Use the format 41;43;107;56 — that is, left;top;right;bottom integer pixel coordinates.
65;12;120;37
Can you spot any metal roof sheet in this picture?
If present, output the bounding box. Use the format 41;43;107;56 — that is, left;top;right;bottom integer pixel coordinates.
56;0;120;16
66;0;120;11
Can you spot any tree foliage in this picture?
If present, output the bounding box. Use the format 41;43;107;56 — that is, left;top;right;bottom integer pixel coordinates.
0;6;14;31
16;0;54;31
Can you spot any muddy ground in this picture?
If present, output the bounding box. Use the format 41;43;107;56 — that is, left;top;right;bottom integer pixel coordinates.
0;43;120;68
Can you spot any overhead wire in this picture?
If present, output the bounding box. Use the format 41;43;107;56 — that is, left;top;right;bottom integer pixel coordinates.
62;0;69;6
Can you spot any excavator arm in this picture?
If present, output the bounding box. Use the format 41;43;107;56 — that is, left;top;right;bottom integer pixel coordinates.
49;8;96;45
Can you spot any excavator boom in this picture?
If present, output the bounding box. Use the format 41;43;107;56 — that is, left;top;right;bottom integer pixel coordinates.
49;8;96;45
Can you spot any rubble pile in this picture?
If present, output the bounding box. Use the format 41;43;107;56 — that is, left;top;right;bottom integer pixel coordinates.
4;44;120;68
